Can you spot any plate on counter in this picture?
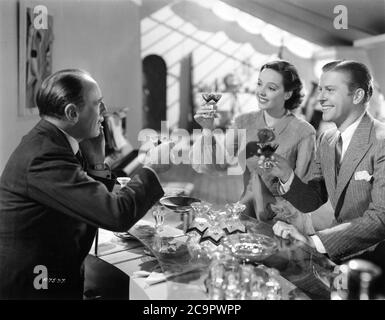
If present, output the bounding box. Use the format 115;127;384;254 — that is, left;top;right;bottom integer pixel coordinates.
159;196;201;212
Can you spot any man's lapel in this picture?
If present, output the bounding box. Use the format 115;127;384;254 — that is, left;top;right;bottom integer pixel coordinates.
335;113;373;202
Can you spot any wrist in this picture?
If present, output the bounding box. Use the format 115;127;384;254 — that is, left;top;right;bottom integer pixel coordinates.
82;152;105;165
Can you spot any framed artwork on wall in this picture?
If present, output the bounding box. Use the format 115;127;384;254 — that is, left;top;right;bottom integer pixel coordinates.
18;1;53;117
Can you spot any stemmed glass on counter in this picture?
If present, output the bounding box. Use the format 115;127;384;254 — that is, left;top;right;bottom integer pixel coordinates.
189;201;212;238
225;202;246;221
152;203;166;233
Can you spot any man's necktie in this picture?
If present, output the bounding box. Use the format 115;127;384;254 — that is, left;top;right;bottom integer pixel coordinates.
335;132;343;177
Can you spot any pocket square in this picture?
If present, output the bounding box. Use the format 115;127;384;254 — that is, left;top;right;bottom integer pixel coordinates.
354;170;373;182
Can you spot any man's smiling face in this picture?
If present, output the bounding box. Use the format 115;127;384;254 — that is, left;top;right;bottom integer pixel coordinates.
317;70;355;127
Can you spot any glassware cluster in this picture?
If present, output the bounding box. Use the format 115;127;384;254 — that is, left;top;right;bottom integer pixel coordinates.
205;256;282;300
151;198;283;299
186;201;247;260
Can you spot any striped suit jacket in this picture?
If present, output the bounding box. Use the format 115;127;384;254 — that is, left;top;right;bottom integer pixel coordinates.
283;112;385;262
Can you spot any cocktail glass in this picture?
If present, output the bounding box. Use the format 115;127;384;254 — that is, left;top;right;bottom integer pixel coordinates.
200;93;222;118
116;177;131;188
201;93;222;104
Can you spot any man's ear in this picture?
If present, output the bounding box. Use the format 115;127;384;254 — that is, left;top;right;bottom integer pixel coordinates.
353;88;365;105
284;91;293;101
64;104;79;122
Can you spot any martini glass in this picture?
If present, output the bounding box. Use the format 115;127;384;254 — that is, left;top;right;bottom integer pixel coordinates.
116;177;131;188
200;93;222;119
202;93;222;104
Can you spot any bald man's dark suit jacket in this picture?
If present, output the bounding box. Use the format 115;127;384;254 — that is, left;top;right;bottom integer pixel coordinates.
283;112;385;262
0;120;163;299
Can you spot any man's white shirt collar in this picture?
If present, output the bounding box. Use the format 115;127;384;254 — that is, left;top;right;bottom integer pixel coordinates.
56;126;79;155
337;112;365;160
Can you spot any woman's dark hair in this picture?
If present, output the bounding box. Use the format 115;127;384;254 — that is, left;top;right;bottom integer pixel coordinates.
260;60;304;110
322;60;373;104
36;69;91;118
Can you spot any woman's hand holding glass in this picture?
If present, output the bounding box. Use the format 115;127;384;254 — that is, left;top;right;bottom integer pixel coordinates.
193;93;221;130
194;107;218;130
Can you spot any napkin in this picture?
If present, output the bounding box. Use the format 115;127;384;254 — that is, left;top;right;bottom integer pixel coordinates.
132;269;167;286
132;265;165;285
141;268;200;286
144;271;167;286
354;170;373;182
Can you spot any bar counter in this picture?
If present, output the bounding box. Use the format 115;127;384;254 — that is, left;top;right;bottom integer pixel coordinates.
89;206;336;300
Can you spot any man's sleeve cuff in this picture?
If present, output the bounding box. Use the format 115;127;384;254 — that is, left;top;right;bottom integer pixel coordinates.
87;164;112;179
143;166;162;185
310;235;327;254
278;171;295;194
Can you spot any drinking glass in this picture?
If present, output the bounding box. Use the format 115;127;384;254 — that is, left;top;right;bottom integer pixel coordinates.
191;201;212;215
249;267;270;300
200;93;222;119
239;265;251;299
223;259;241;300
152;203;165;233
200;208;226;258
116;177;131;188
206;259;225;300
187;201;212;240
223;202;246;234
201;93;222;104
225;202;246;221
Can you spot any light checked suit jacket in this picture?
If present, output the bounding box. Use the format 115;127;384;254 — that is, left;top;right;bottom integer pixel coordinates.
283;112;385;262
